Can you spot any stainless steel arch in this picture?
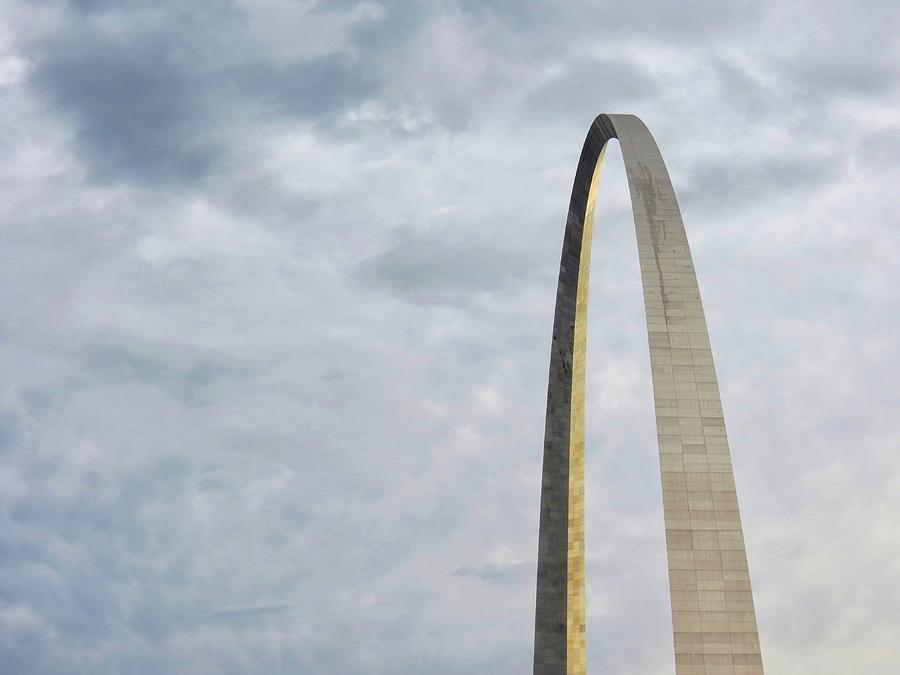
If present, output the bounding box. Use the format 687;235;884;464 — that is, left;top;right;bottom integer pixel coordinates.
534;114;764;675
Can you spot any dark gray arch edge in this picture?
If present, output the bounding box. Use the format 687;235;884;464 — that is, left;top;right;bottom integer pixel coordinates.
533;114;615;673
533;113;764;674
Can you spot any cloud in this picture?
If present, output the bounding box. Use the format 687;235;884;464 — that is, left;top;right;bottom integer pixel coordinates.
858;126;900;168
353;225;536;306
26;2;384;187
201;603;293;623
1;0;899;673
29;22;223;185
680;150;843;212
228;54;380;123
451;560;530;585
523;58;659;121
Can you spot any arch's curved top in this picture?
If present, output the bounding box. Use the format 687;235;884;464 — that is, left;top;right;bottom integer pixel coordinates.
533;114;763;674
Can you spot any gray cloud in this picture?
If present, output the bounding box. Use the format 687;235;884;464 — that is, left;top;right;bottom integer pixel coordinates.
27;2;384;187
228;54;379;123
681;151;843;212
786;58;899;97
30;24;222;185
858;126;900;168
353;225;537;306
201;603;294;623
452;561;530;586
523;58;658;120
1;0;899;673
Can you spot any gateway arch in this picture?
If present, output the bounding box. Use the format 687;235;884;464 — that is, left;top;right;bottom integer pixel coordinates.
534;114;764;674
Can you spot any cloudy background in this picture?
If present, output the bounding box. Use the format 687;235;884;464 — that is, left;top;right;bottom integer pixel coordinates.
0;0;898;673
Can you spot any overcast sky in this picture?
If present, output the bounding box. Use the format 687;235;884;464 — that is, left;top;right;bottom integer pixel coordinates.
0;1;898;673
